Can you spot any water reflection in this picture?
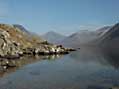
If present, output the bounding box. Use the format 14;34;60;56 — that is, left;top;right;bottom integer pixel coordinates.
69;47;119;69
67;47;119;89
102;48;119;69
0;54;63;77
0;47;119;89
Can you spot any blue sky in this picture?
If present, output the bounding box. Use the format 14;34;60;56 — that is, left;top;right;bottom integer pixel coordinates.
0;0;119;35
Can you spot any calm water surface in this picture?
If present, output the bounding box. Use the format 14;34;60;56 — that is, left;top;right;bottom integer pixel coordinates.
0;47;119;89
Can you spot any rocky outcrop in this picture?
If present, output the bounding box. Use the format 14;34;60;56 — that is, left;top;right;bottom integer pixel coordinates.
0;29;22;57
0;24;75;58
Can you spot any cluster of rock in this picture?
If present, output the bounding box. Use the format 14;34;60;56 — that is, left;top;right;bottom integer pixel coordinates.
23;43;75;55
0;24;75;59
0;29;22;57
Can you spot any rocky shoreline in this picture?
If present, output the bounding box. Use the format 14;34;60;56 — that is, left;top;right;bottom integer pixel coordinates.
0;43;76;59
0;43;75;73
22;44;75;55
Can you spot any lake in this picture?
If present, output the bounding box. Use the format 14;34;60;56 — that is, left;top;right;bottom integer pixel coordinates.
0;47;119;89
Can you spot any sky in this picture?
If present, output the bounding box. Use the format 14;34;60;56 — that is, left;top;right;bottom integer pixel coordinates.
0;0;119;35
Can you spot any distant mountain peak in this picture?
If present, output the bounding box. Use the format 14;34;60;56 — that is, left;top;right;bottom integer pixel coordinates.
42;31;66;44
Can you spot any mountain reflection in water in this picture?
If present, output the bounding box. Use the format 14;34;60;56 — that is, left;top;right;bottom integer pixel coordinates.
0;47;119;89
69;47;119;69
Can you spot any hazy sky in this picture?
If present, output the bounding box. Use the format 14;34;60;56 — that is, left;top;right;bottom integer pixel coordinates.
0;0;119;35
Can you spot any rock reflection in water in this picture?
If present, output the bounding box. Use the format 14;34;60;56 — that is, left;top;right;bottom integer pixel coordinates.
0;54;63;77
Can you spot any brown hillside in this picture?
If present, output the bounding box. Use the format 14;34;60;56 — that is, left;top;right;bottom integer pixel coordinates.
0;24;43;48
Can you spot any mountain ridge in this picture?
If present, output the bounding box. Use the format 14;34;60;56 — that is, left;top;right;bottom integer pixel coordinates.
42;31;66;44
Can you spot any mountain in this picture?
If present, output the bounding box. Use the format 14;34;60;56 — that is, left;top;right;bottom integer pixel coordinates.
60;32;80;48
95;26;111;37
0;24;72;57
42;31;66;44
60;30;99;48
98;23;119;42
98;23;119;48
60;26;112;48
94;23;119;58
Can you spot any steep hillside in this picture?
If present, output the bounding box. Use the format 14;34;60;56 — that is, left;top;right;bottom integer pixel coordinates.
0;24;44;48
13;24;44;46
13;24;30;34
97;23;119;50
98;23;119;43
95;26;111;37
61;30;99;48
